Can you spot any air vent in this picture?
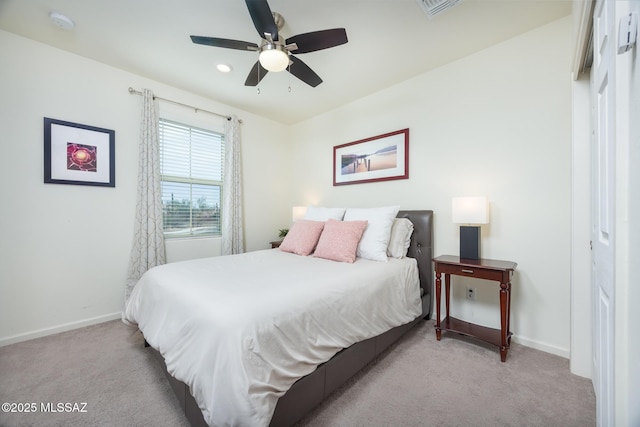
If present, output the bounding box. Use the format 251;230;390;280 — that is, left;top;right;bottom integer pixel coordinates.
416;0;463;18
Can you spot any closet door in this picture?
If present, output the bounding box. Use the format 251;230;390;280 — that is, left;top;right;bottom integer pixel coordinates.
591;0;615;425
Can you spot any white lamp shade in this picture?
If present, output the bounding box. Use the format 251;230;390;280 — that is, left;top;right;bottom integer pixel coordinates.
259;48;289;72
452;196;489;224
292;206;307;222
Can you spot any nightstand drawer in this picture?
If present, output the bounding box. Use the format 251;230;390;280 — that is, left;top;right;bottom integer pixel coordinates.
437;263;506;282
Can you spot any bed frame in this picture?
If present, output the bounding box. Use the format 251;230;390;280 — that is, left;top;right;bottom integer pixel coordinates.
147;210;433;427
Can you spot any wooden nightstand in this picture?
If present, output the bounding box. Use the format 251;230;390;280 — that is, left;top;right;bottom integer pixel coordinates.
270;240;283;249
433;255;517;362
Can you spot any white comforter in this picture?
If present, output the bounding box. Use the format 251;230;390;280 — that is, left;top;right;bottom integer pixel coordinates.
124;249;421;427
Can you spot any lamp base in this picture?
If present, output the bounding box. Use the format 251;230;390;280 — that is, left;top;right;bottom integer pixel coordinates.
460;226;481;260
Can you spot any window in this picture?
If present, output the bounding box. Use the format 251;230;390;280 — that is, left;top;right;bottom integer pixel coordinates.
159;118;223;238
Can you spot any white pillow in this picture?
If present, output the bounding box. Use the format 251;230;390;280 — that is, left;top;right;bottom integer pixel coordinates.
386;218;414;258
303;206;346;221
343;206;400;261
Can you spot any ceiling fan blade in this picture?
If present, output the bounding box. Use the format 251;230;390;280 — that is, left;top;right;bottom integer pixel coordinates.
245;0;278;41
190;36;258;51
286;28;348;54
244;61;269;86
288;56;322;87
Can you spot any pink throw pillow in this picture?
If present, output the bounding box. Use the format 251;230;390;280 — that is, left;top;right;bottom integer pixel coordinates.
279;220;325;256
314;219;368;263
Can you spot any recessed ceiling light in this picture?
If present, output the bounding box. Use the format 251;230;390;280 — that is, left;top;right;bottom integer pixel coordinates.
216;64;232;73
49;12;75;30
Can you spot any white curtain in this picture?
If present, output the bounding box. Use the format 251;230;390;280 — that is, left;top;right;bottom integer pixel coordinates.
124;89;166;303
222;115;244;255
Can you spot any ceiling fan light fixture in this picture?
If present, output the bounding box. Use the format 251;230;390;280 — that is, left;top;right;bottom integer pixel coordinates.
190;1;349;87
259;44;289;72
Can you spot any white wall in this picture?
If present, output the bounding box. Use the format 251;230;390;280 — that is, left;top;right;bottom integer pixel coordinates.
0;30;291;345
288;17;573;356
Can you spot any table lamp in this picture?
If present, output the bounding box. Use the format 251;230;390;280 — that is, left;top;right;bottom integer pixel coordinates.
452;196;489;260
292;206;307;223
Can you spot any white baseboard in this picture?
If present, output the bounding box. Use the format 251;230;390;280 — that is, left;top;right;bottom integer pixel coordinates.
512;334;570;359
1;314;573;361
0;312;123;347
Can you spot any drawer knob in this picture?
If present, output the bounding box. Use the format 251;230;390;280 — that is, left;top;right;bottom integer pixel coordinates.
461;269;474;274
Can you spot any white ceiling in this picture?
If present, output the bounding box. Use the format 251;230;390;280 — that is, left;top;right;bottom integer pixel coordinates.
0;0;571;124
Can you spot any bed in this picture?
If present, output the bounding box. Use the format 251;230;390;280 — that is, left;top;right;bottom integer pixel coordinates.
125;209;433;427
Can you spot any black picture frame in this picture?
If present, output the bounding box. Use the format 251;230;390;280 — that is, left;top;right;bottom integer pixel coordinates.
44;117;115;187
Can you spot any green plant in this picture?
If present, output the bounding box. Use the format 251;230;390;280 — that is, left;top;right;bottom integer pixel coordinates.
278;228;289;239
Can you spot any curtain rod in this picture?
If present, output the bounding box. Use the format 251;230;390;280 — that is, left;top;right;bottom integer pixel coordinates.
128;87;241;123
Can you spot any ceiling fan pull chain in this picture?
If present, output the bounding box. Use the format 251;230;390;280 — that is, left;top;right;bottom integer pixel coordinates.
288;64;292;93
256;65;261;94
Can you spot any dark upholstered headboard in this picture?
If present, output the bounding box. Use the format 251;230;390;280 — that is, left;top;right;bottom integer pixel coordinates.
397;210;433;320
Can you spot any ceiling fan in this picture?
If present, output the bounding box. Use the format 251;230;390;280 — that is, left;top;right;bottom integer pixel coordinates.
190;0;348;88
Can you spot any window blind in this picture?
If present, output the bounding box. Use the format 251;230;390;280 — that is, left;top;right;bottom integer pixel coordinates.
159;118;224;238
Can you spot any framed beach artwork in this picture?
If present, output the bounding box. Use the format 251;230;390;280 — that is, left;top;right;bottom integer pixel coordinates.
333;128;409;186
44;117;115;187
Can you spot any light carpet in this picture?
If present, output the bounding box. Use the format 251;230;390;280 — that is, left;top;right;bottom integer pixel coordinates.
0;319;595;427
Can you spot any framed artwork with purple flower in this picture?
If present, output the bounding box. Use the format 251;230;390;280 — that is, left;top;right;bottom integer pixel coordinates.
44;117;115;187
